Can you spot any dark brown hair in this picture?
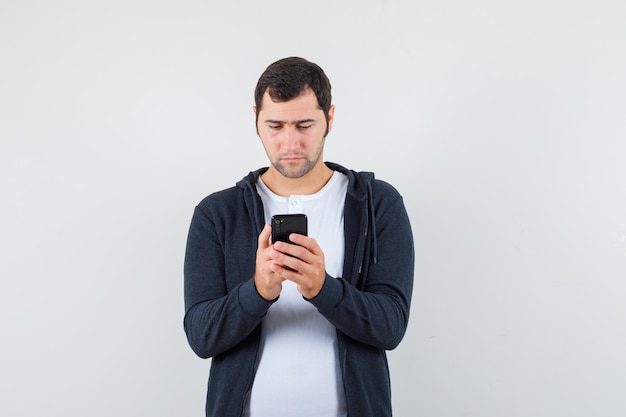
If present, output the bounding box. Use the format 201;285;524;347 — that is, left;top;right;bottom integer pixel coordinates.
254;57;332;134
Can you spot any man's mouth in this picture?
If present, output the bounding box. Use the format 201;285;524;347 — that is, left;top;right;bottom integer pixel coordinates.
281;156;304;163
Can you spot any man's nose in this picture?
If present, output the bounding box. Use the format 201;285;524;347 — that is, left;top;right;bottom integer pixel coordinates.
282;127;300;149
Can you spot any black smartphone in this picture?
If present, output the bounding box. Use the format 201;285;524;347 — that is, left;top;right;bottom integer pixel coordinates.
271;214;308;244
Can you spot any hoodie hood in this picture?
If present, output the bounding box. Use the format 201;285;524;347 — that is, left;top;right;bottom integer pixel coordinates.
235;162;379;264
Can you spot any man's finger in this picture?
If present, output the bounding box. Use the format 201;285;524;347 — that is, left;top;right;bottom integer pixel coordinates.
258;224;272;249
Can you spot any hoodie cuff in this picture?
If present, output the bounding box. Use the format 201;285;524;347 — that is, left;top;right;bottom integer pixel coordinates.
238;279;276;318
306;274;343;313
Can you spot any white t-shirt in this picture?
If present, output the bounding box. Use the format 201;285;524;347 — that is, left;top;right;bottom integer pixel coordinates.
244;171;349;417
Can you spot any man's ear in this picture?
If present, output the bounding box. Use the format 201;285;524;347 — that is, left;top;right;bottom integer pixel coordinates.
327;104;335;133
253;106;259;135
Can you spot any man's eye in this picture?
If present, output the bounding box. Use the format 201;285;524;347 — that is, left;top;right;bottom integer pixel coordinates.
299;125;312;129
269;125;282;130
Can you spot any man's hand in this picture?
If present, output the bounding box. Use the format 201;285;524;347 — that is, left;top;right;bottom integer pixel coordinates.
269;232;327;300
254;224;285;301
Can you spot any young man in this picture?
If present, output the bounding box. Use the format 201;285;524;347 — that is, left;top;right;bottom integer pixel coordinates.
184;57;414;417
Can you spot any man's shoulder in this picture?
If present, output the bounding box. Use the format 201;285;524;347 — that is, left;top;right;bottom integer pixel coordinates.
330;162;401;201
370;177;401;196
195;167;265;209
196;185;246;210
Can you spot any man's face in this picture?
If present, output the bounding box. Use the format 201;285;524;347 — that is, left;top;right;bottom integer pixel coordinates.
255;89;334;179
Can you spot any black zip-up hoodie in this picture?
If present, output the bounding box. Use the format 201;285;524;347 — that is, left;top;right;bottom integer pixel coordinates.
184;162;414;417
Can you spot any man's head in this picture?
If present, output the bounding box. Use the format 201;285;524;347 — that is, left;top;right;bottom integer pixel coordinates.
254;57;332;136
253;57;335;183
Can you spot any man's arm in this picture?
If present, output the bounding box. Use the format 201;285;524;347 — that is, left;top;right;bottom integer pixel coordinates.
183;205;274;358
307;193;414;350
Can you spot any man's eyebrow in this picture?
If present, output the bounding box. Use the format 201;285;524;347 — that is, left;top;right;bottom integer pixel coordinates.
264;118;316;125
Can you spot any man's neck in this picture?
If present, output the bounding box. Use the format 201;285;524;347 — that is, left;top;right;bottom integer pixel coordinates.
261;163;334;196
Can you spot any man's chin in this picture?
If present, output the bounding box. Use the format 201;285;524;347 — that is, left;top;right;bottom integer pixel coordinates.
275;163;311;179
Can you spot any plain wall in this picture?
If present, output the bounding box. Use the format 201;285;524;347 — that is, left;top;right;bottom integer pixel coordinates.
1;0;625;416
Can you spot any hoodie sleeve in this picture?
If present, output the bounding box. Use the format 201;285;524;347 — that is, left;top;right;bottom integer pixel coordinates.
183;202;273;359
307;182;415;350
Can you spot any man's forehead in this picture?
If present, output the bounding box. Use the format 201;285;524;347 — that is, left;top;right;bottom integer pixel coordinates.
262;88;317;104
259;90;323;119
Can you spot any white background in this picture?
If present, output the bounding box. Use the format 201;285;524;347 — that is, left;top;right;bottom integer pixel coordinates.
1;1;625;416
